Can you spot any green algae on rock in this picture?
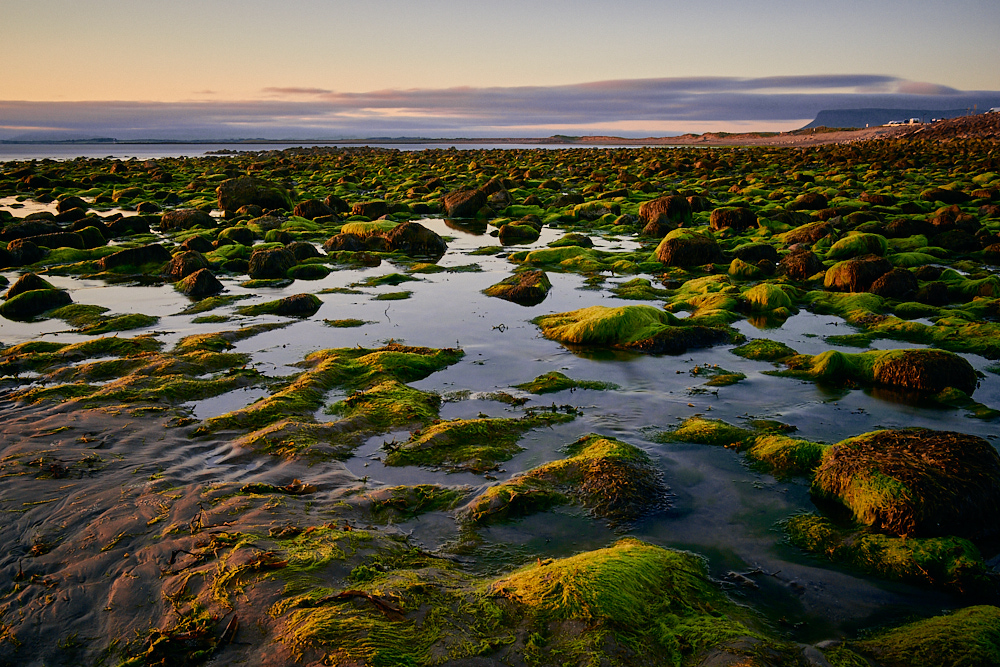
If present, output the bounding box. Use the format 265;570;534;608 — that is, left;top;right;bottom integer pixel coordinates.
364;484;467;522
533;305;736;355
784;513;995;594
464;434;669;525
382;412;575;473
811;428;1000;539
482;269;551;306
235;294;322;318
514;370;618;394
854;605;1000;667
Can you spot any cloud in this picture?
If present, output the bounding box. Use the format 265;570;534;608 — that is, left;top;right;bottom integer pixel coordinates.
2;76;999;140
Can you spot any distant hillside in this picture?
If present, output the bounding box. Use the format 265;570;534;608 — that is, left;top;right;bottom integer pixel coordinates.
802;108;973;130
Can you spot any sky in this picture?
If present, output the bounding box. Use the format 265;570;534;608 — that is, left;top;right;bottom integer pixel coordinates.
3;0;999;140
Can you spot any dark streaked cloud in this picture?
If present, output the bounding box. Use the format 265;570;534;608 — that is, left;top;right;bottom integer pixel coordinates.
2;75;999;141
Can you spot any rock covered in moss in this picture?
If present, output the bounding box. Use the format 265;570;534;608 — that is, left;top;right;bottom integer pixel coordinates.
811;428;1000;539
534;305;732;355
248;247;296;279
709;206;757;231
743;283;794;313
498;221;541;244
159;208;216;231
237;293;322;318
638;194;692;234
824;254;893;292
0;288;73;321
870;267;919;299
778;220;833;245
655;228;721;266
216;176;290;216
514;371;617;394
322;232;366;252
5;272;55;300
351;200;389;219
217;225;255;247
442;188;487;218
731;338;798;361
293;198;335;220
176;268;224;297
97;243;172;271
826;232;889;260
382;221;447;256
163;250;209;281
732;242;778;264
483;270;551;306
788;191;828;211
5;238;45;266
856;605;1000;667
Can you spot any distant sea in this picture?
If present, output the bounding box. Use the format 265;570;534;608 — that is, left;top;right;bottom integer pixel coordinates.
0;142;644;161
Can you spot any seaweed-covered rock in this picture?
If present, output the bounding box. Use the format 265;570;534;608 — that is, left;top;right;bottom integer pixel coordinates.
293;198;335;220
216;176;290;215
824;254;893;292
465;434;669;524
782;348;977;395
860;191;896;206
323;194;350;213
286;241;321;261
159;208;216;231
56;195;88;214
175;268;224;297
483;270;551;306
5;238;45;266
0;219;60;241
442;188;487;218
98;243;172;271
778;220;833;245
921;187;970;205
322;233;366;252
182;235;215;254
811;428;1000;538
776;249;824;280
709;206;757;231
163;250;209;281
639;195;692;229
855;605;1000;667
5;272;55;299
26;231;85;250
826;232;888;260
248;247;296;279
788;191;828;211
869;267;919;299
732;242;778;264
534;305;732;354
0;288;72;321
237;293;322;318
217;225;255;247
382;221;447;256
351;200;388;219
655;228;721;266
498;222;541;244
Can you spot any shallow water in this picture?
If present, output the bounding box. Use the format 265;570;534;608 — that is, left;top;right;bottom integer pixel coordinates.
2;211;999;646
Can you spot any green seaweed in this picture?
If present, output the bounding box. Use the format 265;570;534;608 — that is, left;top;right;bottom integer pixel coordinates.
514;371;618;394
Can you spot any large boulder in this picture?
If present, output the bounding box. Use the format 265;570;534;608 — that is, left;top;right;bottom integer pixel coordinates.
56;196;88;214
442;189;487;218
824;254;893;292
811;428;1000;539
286;241;321;261
5;272;56;300
248;247;296;279
872;348;978;395
732;242;779;264
778;220;833;246
216;176;290;215
638;195;692;231
0;288;72;321
323;233;366;252
788;192;829;211
654;228;721;266
217;226;255;247
869;268;918;300
5;239;45;266
351;201;388;219
160;209;216;231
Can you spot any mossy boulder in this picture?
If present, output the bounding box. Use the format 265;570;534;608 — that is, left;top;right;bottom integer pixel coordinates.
159;209;216;231
534;305;733;355
25;231;85;250
498;222;541;244
442;188;487;217
5;239;45;266
237;294;322;318
217;225;255;246
788;191;828;211
638;195;692;234
743;283;794;313
778;220;833;245
826;232;889;260
483;270;551;306
731;338;798;361
655;228;721;266
5;272;56;299
293;198;335;220
176;268;224;297
824;254;893;292
383;221;447;256
248;247;296;279
732;242;778;264
0;288;73;321
163;250;209;281
351;200;389;219
811;428;1000;538
514;371;617;394
322;233;366;252
97;243;172;271
709;206;757;231
854;605;1000;667
465;434;669;524
216;176;290;215
780;347;978;395
869;267;919;299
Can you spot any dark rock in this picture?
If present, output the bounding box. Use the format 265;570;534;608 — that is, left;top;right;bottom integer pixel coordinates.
687;195;711;212
235;204;264;218
323;195;350;213
293;199;335;220
216;176;290;215
182;235;215;254
24;211;56;222
323;233;366;252
551;193;584;208
483;270;551;306
709;207;757;232
286;242;321;261
98;243;172;271
777;250;825;280
5;239;45;266
932;230;981;253
884;217;933;237
869;268;918;300
24;232;84;250
176;268;224;297
733;242;778;264
107;215;151;237
164;251;209;281
980;204;1000;218
382;221;447;256
915;281;950;306
498;223;541;245
442;189;487;218
921;187;970;205
217;226;255;247
351;201;388;219
160;209;216;231
135;201;161;214
248;247;296;279
639;195;692;233
272;293;322;317
54;208;88;223
626;325;732;354
788;192;829;211
0;219;61;241
859;191;896;206
824;254;893;292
